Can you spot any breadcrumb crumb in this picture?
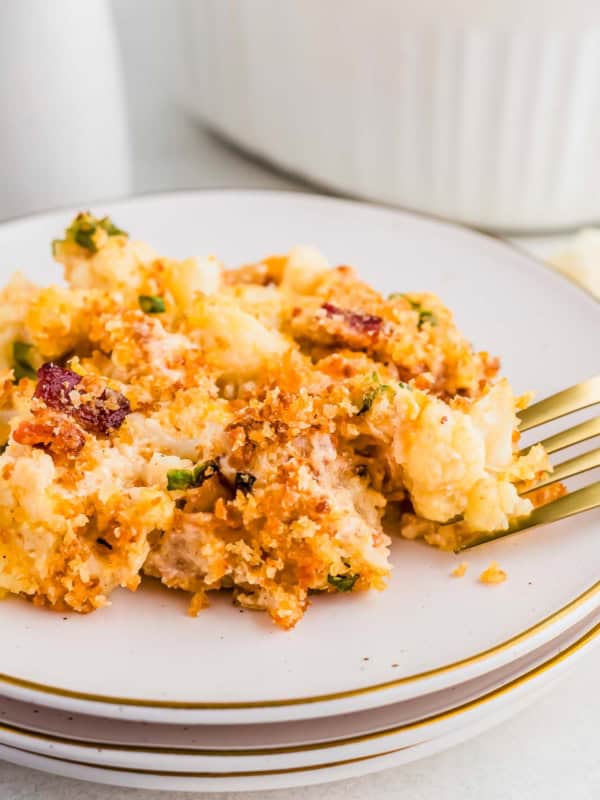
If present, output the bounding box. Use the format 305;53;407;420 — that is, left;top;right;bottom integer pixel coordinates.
451;561;469;578
479;561;507;584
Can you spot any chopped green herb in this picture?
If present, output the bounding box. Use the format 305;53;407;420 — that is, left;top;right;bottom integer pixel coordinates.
167;459;220;491
399;295;438;329
398;381;411;390
63;213;127;253
74;220;97;251
358;386;378;414
51;239;61;258
403;296;421;310
235;471;256;494
98;217;127;237
417;309;438;329
328;572;360;592
12;341;37;381
193;460;220;486
398;294;437;327
138;295;166;314
388;292;403;300
166;468;196;491
357;372;394;415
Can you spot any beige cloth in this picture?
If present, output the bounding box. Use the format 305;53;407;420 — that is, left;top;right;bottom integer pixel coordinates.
548;229;600;300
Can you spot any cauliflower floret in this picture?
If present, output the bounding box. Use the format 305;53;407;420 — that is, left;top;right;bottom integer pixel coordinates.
280;246;330;294
185;256;222;297
1;446;59;524
74;440;148;504
188;296;291;380
61;237;156;292
142;256;223;311
26;285;90;360
0;273;37;373
464;478;532;532
404;400;486;522
506;443;551;483
469;379;519;470
0;437;174;611
53;214;156;292
226;283;283;329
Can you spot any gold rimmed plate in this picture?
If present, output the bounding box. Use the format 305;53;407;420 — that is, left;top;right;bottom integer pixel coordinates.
0;606;597;771
0;190;598;724
0;612;597;792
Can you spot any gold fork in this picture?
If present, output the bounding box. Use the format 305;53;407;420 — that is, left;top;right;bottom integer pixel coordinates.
457;376;600;551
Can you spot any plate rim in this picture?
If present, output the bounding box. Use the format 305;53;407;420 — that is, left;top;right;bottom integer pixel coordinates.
0;185;597;311
0;611;600;758
0;188;598;713
0;580;598;712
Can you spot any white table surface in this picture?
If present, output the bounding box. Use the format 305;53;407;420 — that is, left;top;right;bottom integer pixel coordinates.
1;1;598;797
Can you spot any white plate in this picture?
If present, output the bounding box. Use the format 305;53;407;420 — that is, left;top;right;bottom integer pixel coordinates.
0;190;598;723
0;700;551;794
0;609;597;773
1;620;598;793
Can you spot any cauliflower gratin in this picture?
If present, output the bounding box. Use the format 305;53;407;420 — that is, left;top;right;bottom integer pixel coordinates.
0;213;556;629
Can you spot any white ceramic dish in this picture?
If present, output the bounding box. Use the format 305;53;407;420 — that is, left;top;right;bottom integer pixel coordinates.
1;622;597;792
182;0;600;231
0;610;597;773
0;191;598;725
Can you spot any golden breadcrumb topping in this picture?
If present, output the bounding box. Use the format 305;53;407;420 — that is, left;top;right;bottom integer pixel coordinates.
0;212;550;627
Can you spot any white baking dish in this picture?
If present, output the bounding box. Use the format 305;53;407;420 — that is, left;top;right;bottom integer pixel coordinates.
181;0;600;231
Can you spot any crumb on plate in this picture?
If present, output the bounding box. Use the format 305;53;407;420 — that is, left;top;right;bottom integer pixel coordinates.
479;561;507;584
451;561;469;578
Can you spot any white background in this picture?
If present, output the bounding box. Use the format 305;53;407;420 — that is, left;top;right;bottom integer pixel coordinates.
0;1;598;797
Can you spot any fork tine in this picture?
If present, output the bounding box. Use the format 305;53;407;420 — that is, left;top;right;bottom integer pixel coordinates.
464;378;600;551
518;376;600;432
526;416;600;455
522;447;600;493
456;480;600;551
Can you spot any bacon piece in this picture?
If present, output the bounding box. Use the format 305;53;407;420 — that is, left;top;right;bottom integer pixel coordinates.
13;409;85;455
321;303;383;338
34;363;130;435
72;386;131;435
34;363;81;406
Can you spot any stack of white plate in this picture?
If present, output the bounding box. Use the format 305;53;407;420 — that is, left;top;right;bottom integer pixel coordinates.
1;191;598;793
1;572;598;793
